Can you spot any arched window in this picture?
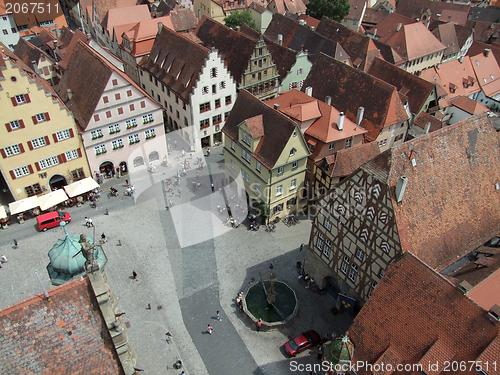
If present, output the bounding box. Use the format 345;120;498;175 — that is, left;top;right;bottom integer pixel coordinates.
133;156;144;167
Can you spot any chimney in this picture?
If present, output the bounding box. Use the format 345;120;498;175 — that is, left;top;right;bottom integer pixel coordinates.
278;34;283;46
337;112;344;131
305;86;313;96
436;63;440;69
396;23;402;32
31;60;41;75
53;40;58;51
395;176;408;205
67;89;73;100
484;48;491;57
356;106;364;125
236;26;240;32
274;103;280;110
459;56;463;63
373;28;377;37
424;122;431;134
158;21;163;34
310;26;314;31
298;20;306;26
55;23;60;39
325;95;332;105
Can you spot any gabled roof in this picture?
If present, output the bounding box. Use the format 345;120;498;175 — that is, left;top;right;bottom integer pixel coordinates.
372;39;404;66
467;41;500;66
140;24;210;102
120;15;177;55
264;14;380;71
439;9;469;26
58;29;89;70
362;7;390;28
361;113;500;271
101;4;151;32
396;0;471;21
348;252;498;375
451;96;489;115
412;111;445;133
249;1;269;15
195;16;257;84
80;0;137;23
13;38;54;71
315;16;381;71
271;0;306;15
0;277;124;374
296;14;320;30
468;6;500;24
454;24;473;50
367;12;414;39
432;22;460;57
368;57;435;115
170;8;199;32
469;50;500;98
302;53;408;142
56;40;152;128
222;90;300;169
317;142;380;178
471;20;500;46
420;57;480;108
378;22;446;61
245;114;265;138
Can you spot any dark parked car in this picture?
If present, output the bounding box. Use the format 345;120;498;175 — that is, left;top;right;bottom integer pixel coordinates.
283;330;321;357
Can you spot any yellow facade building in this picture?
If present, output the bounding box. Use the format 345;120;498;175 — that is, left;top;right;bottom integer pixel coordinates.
223;90;309;220
0;44;90;201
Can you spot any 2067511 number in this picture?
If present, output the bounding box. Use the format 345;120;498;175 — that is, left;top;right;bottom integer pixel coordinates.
5;2;60;16
442;361;497;372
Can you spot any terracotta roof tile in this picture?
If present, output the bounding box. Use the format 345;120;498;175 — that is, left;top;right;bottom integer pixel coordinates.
396;0;471;22
245;114;265;138
102;4;151;32
467;269;500;312
368;12;414;40
58;29;89;70
469;50;500;98
476;334;500;372
439;9;469;26
139;24;210;103
471;21;500;46
348;253;499;375
454;24;473;50
317;142;380;178
368;57;435;115
271;0;306;15
362;114;500;271
296;14;320;30
222;90;298;169
432;22;460;57
467;41;500;65
13;38;54;71
420;57;480;108
417;339;455;375
372;39;404;66
302;53;408;142
451;96;489;115
378;22;446;61
195;16;257;84
412;111;445;133
169;8;198;32
0;277;124;374
362;8;390;27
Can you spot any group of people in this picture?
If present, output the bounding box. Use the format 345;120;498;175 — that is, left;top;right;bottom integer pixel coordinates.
236;292;244;312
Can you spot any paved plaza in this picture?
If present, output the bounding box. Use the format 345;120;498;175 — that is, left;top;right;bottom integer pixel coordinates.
0;141;353;375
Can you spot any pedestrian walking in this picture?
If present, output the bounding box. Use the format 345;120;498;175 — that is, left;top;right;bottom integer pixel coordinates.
256;318;262;332
178;188;182;197
216;310;221;321
211;183;214;192
317;344;323;359
85;217;94;227
132;270;138;281
190;152;193;159
207;324;213;334
1;255;8;263
126;179;129;187
300;243;304;252
13;239;18;249
101;233;107;243
174;140;177;149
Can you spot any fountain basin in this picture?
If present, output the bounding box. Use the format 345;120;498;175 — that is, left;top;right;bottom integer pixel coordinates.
242;280;298;330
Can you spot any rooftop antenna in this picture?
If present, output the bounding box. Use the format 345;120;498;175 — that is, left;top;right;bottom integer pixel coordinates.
35;271;51;302
408;144;414;160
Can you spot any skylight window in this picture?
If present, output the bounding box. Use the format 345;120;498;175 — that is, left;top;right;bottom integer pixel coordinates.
476;60;480;66
484;78;487;83
491;75;495;80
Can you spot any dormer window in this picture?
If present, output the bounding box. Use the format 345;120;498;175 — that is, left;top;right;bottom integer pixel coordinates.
289;147;296;156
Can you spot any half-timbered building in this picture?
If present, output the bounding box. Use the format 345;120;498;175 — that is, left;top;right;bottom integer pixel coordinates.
306;113;500;304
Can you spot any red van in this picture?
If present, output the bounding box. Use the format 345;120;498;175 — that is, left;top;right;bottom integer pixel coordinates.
37;211;72;231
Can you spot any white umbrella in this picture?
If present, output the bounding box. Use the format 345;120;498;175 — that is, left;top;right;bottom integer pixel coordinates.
0;205;7;219
8;196;40;215
64;177;100;198
38;190;69;211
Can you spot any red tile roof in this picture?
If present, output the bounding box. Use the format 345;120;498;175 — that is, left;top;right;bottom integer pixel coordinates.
451;96;489;115
302;53;408;142
432;22;460;57
316;142;380;178
348;252;499;375
368;57;435;116
467;269;500;312
396;0;471;22
361;113;500;271
0;276;124;374
139;23;210;103
222;90;300;169
467;41;500;65
470;49;500;98
412;111;445;133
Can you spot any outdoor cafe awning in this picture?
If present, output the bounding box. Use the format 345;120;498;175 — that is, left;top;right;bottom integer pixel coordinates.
8;196;40;215
64;177;99;198
38;190;69;211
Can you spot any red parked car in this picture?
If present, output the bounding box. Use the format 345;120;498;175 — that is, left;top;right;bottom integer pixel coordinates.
283;330;321;357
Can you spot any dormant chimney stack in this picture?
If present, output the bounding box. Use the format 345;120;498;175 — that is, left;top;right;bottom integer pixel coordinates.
305;86;313;96
337;112;344;131
396;23;402;32
67;89;73;100
278;34;283;46
325;96;332;105
158;22;163;34
424;122;431;134
395;176;408;205
274;103;280;110
356;106;365;125
484;48;491;57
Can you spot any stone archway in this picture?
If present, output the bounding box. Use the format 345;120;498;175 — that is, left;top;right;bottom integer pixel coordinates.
99;161;115;178
49;174;67;191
